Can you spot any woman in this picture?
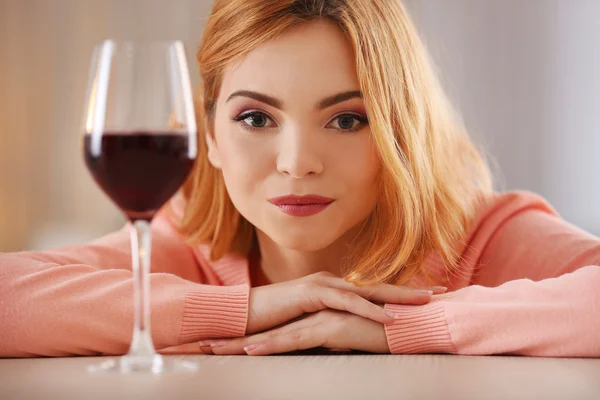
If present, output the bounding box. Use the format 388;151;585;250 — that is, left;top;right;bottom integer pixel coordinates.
1;0;599;358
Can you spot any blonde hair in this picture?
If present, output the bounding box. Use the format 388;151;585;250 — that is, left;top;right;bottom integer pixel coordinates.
179;0;493;286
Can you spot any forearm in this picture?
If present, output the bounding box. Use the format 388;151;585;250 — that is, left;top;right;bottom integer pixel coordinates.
0;254;249;357
384;265;600;357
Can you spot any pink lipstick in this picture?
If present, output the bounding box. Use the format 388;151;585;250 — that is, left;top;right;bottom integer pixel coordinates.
268;195;334;217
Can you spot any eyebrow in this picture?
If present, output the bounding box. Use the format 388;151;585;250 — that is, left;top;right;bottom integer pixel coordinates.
225;90;363;110
226;90;282;109
316;90;362;110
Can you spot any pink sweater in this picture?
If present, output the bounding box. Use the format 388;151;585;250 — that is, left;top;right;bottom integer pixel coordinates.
1;191;599;357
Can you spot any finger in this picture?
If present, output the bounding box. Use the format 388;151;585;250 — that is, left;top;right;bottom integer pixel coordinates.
428;286;448;295
323;277;435;305
158;342;206;355
244;327;326;356
201;317;315;355
315;287;399;324
202;339;246;356
198;343;215;355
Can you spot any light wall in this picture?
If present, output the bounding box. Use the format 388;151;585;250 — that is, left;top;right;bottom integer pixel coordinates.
0;0;211;251
405;0;600;234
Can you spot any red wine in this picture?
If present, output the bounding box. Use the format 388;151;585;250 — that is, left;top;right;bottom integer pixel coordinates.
84;132;195;221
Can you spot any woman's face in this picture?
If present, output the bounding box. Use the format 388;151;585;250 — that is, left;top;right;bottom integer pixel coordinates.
207;20;380;251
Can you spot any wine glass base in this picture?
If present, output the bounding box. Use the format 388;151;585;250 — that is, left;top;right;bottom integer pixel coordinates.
87;354;198;374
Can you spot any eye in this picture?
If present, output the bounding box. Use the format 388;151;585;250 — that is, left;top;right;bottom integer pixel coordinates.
326;113;368;132
234;111;276;130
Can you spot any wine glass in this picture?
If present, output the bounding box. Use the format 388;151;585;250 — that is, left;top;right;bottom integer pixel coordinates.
82;40;198;373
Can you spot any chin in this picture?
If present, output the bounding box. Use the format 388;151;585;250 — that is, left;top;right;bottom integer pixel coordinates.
272;230;340;252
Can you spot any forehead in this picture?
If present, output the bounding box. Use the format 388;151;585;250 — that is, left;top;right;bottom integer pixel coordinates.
219;20;360;100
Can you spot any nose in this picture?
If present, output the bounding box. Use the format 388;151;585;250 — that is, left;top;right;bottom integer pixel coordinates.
276;126;324;178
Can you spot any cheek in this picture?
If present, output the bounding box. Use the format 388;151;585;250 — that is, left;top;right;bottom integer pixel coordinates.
214;124;272;200
352;158;380;212
334;134;380;195
217;135;252;171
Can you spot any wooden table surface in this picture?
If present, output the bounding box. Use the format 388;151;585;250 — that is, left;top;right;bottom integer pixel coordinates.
1;354;599;400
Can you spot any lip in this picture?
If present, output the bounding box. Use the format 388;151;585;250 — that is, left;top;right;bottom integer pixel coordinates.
268;195;334;217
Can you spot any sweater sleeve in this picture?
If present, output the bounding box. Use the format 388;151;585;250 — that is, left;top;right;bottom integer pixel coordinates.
384;192;600;357
0;211;249;357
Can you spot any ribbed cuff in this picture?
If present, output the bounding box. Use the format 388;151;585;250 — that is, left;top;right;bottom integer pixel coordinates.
384;302;456;354
179;284;249;343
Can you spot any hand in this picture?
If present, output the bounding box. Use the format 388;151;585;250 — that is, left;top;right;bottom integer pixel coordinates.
244;271;444;335
201;309;389;355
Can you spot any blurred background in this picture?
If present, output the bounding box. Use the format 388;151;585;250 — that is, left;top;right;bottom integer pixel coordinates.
1;0;599;252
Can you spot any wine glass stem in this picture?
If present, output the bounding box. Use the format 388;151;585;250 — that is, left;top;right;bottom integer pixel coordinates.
128;219;157;357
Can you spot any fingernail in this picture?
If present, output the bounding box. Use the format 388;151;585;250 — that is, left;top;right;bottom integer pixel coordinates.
415;289;434;295
244;344;260;352
384;311;400;319
209;341;228;348
198;341;210;347
430;286;448;293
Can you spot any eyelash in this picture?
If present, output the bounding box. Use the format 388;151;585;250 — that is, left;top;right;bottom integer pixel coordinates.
232;110;276;133
231;111;369;133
